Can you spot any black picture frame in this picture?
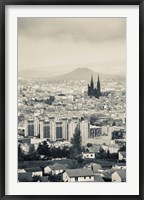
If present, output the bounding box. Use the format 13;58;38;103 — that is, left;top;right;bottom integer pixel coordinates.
0;1;143;199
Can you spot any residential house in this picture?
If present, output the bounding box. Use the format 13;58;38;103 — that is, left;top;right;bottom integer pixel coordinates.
112;169;126;182
91;163;102;173
44;163;67;175
25;167;42;177
18;172;33;182
112;163;126;170
82;152;95;159
102;169;117;182
18;169;26;173
63;168;95;182
101;144;120;154
118;151;126;162
94;174;104;182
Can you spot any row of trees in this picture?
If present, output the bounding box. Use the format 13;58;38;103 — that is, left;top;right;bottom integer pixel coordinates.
19;173;63;182
97;144;126;160
18;142;70;161
18;126;83;161
97;147;118;159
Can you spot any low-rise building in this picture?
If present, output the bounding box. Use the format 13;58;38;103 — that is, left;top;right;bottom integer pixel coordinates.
63;168;95;182
94;174;104;182
91;163;102;173
118;151;126;161
112;169;126;182
112;163;126;170
82;152;95;159
25;167;42;177
44;163;67;175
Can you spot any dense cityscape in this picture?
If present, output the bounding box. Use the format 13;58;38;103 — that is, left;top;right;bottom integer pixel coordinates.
18;68;126;182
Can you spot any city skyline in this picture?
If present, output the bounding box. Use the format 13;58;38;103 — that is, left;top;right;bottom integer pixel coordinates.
18;18;126;76
18;17;126;183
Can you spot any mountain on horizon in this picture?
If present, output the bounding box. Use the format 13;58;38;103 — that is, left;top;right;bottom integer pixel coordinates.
50;68;124;81
19;67;125;80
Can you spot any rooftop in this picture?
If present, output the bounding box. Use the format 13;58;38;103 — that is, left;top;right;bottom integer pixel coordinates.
47;163;67;171
119;151;126;158
25;167;42;172
65;168;94;177
94;175;104;182
116;169;126;180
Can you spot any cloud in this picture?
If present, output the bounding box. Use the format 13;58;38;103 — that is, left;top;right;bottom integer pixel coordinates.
18;18;126;43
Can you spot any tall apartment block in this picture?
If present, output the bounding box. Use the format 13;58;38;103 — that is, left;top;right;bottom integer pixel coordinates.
25;119;39;137
39;118;67;141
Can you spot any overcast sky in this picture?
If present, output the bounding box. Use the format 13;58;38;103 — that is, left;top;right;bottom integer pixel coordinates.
18;18;126;76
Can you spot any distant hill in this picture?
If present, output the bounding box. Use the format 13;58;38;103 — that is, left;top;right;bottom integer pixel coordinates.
19;67;125;81
50;68;125;81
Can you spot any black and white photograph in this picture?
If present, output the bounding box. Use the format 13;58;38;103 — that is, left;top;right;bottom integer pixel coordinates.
17;17;126;183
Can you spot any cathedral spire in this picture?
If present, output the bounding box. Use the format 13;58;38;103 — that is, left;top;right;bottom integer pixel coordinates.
97;74;101;93
91;74;94;89
98;74;100;82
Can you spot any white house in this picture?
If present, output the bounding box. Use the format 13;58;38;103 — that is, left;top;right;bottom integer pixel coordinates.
118;151;126;161
25;167;43;177
92;163;102;173
63;168;95;182
18;169;26;173
112;163;126;170
101;144;120;153
44;163;67;175
82;152;95;159
112;169;126;182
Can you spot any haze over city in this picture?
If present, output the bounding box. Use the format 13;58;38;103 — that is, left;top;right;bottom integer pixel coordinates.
18;18;126;77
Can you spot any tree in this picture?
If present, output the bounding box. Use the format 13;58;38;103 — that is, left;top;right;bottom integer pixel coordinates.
70;126;82;158
48;173;62;182
32;175;40;182
28;144;40;160
107;149;110;158
99;146;107;159
76;156;85;168
118;145;126;152
18;143;24;161
37;141;51;158
87;143;93;148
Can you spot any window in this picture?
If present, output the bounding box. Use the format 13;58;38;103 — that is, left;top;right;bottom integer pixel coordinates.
56;127;62;139
89;176;91;179
43;126;50;138
75;177;78;181
28;124;34;136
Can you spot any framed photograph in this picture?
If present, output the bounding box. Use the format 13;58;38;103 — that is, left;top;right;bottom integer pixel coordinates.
0;0;143;199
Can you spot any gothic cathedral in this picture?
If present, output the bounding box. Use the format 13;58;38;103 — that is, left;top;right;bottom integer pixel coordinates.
88;75;101;98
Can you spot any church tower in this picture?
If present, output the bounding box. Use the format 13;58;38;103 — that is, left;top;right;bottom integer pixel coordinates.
88;74;101;98
90;74;94;89
97;74;101;94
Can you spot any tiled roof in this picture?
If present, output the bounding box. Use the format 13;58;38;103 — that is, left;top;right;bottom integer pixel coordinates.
18;172;32;182
92;163;101;172
114;163;126;167
117;169;126;181
46;163;67;171
65;168;94;177
25;167;42;172
94;175;104;182
119;151;126;158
